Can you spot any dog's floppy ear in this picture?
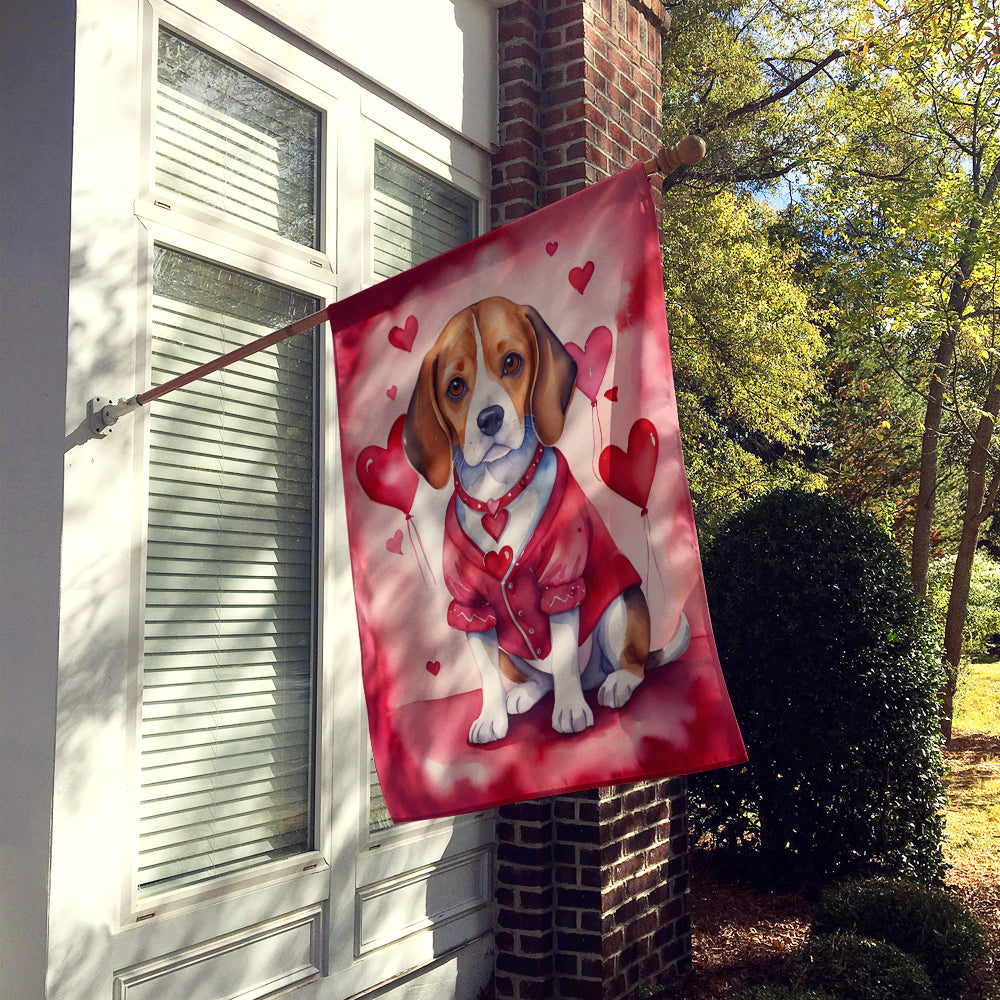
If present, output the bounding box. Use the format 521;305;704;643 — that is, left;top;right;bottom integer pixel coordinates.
403;350;454;489
522;305;578;445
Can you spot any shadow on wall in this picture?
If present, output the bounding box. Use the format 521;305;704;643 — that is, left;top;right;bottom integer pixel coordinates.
44;224;151;999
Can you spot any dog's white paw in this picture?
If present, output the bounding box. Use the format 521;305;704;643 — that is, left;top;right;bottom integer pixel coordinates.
469;709;509;744
597;669;642;709
552;697;593;734
507;679;547;715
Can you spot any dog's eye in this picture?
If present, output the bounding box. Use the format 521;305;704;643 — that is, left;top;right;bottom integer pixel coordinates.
501;352;523;377
446;376;468;401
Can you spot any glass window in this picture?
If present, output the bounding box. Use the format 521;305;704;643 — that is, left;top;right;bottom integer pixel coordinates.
372;145;477;279
368;147;477;833
138;247;319;895
156;27;320;248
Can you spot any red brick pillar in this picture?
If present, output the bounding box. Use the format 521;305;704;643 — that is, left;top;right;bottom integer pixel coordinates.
493;0;668;224
491;3;692;999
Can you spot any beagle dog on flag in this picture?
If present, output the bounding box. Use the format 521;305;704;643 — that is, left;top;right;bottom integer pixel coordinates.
404;296;690;744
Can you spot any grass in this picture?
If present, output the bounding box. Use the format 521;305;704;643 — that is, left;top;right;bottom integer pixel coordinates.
945;659;1000;868
942;657;1000;1000
955;657;1000;733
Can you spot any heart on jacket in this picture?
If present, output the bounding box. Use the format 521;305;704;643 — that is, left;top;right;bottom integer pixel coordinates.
483;546;513;579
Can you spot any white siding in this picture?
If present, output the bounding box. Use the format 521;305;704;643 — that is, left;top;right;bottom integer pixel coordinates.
11;0;500;997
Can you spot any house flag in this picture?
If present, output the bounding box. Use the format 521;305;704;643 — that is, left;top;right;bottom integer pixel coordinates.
329;164;746;822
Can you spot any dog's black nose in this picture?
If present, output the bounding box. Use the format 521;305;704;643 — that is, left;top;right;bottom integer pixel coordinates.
477;405;504;437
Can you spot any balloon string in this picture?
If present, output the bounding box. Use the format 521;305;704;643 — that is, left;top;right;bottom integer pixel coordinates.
591;402;605;481
642;510;665;602
406;515;437;588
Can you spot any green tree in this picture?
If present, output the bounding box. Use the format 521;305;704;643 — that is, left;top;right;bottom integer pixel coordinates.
662;189;825;538
801;0;1000;736
661;0;854;195
660;1;998;738
659;0;845;537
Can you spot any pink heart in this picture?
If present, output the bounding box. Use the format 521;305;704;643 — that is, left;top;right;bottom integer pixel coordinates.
386;385;397;400
546;241;558;256
566;326;612;403
426;660;441;676
605;386;619;402
386;529;403;555
482;509;509;542
599;418;659;511
486;498;501;516
388;315;418;352
357;415;419;516
483;546;513;579
568;261;594;294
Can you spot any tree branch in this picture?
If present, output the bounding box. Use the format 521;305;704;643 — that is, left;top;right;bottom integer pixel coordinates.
702;49;847;134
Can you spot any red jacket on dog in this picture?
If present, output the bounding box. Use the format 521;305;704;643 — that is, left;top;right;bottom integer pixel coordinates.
443;448;641;660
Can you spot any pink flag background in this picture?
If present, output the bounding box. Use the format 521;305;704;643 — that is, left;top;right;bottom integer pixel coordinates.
330;165;745;822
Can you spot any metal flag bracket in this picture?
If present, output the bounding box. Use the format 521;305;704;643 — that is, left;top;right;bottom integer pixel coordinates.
88;395;141;438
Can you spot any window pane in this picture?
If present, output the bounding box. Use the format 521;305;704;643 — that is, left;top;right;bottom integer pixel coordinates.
369;149;478;832
156;28;320;248
372;146;477;279
138;247;318;895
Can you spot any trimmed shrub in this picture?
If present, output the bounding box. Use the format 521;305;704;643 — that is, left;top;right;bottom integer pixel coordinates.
691;489;946;882
811;878;988;999
794;933;934;1000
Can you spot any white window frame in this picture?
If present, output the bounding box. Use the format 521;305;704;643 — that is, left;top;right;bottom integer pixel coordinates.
124;0;339;927
113;0;496;992
123;223;336;924
324;94;496;999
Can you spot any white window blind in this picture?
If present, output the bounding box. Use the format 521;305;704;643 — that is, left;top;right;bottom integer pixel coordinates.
138;248;319;896
372;146;477;279
368;147;477;833
156;27;320;248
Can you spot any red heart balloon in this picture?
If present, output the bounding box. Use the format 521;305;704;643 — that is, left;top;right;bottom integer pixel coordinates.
566;326;612;403
357;415;418;515
598;418;659;510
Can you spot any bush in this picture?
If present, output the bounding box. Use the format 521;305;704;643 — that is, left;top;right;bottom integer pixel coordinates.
927;550;1000;659
811;878;988;999
691;489;946;882
793;933;934;1000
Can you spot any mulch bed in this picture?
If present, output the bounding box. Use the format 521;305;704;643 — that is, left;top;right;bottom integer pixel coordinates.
669;733;1000;999
674;850;814;998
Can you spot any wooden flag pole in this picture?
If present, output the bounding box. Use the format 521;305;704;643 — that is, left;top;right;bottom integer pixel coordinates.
87;307;330;437
136;307;329;406
88;137;705;437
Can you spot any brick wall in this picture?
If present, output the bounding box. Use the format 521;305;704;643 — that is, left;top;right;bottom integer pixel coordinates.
490;8;690;997
494;782;691;1000
492;0;668;227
